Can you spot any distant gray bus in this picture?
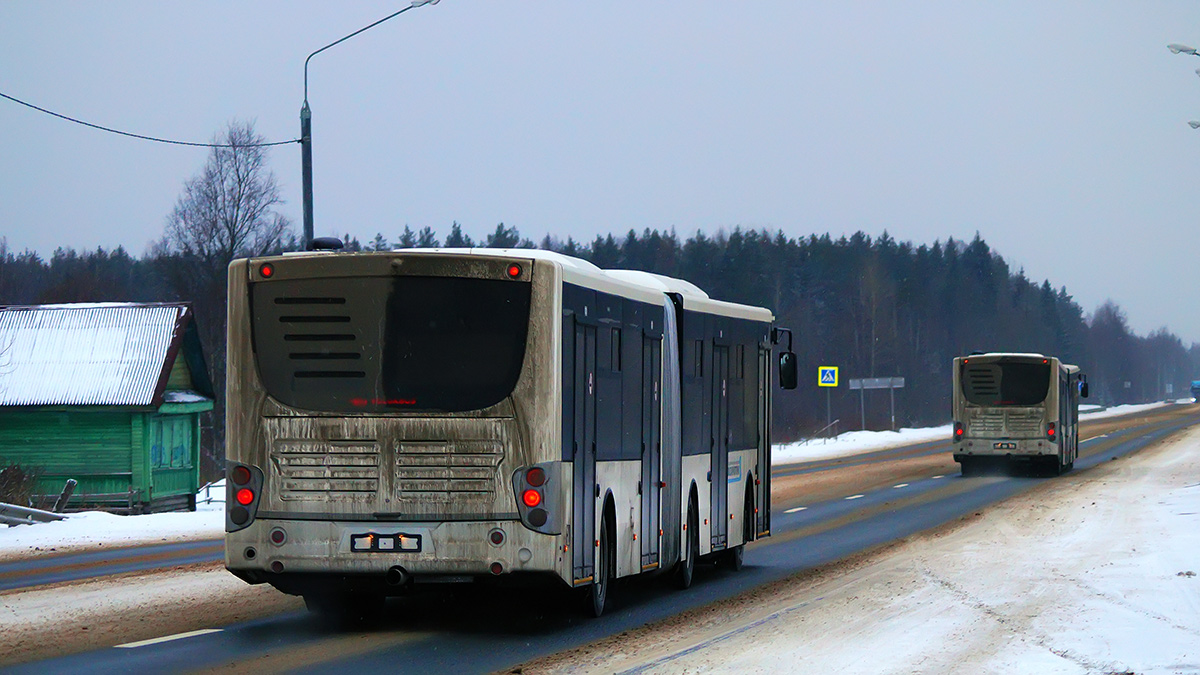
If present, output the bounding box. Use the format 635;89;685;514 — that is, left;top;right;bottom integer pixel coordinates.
223;248;796;618
952;353;1087;476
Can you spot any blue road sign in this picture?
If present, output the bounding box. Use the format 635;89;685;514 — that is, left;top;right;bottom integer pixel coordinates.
818;366;838;387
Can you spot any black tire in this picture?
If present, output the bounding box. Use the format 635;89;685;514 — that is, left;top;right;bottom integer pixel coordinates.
1045;455;1064;477
675;495;698;590
959;457;977;477
586;516;612;617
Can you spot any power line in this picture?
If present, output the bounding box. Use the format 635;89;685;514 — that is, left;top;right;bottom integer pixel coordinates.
0;90;299;148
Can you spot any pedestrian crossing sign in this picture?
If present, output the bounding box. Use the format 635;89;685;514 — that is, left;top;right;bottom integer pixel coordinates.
818;366;838;387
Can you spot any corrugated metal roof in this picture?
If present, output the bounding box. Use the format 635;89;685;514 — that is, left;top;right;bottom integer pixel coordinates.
0;303;189;406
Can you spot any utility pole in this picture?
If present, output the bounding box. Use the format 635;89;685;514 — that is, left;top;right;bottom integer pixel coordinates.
301;102;313;247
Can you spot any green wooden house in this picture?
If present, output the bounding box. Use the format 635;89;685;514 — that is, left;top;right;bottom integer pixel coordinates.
0;302;214;512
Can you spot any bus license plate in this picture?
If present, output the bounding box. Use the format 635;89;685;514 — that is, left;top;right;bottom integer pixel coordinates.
350;533;422;553
993;442;1016;450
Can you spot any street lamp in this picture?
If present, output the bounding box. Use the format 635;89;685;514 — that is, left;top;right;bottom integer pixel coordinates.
301;0;442;249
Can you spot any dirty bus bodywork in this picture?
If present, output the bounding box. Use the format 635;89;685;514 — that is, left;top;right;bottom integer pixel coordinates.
224;249;796;616
951;352;1087;476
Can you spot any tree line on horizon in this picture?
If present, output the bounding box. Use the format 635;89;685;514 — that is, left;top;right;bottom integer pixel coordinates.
1;121;1197;478
2;225;1196;440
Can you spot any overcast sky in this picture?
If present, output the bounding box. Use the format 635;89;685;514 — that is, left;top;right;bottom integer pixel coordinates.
2;2;1199;343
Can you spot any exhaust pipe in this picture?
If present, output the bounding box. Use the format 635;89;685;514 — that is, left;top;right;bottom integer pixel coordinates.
385;566;410;587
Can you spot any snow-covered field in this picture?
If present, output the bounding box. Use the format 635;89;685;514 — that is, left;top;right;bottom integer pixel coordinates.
0;401;1183;559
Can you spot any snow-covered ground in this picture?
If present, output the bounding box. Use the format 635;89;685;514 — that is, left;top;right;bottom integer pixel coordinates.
0;401;1183;559
0;482;225;559
773;400;1177;466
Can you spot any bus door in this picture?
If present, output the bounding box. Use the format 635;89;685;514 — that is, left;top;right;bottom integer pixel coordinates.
757;345;772;537
572;324;597;582
711;345;730;549
640;335;662;568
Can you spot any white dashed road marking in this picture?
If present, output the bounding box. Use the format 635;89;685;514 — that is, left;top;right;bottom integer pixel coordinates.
784;506;807;513
116;629;223;649
892;483;909;489
845;494;865;500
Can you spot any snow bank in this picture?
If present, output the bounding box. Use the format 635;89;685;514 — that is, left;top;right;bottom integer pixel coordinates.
773;425;952;466
0;483;224;558
772;400;1177;466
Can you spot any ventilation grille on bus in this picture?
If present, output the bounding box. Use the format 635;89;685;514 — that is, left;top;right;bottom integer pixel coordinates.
275;297;366;379
964;366;1000;398
271;439;380;501
969;409;1042;437
393;440;501;501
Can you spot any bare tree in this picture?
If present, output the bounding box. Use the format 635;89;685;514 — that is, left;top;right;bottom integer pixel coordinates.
157;120;294;477
163;120;291;271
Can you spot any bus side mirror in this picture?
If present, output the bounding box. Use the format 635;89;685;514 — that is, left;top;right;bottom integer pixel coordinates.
779;352;798;390
1080;381;1089;398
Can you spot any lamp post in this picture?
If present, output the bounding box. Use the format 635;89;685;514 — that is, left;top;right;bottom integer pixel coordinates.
301;0;442;249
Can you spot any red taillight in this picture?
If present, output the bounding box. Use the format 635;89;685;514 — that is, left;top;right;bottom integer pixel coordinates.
259;263;274;278
954;422;964;440
507;264;522;279
236;488;255;506
522;489;542;508
1047;422;1056;439
525;467;546;487
231;466;252;486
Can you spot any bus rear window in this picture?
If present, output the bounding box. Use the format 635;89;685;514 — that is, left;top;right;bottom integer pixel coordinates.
961;361;1051;406
252;275;531;413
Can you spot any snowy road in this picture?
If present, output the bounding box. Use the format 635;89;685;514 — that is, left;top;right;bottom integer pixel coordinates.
2;404;1196;673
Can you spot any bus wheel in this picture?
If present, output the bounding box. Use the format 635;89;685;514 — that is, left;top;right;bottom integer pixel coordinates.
959;457;977;477
674;496;698;590
586;516;612;617
1045;455;1064;477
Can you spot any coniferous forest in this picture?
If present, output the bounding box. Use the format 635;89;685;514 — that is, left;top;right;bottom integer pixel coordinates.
2;225;1197;473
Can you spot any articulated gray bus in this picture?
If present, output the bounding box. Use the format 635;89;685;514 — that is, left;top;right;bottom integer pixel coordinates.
952;352;1087;476
224;248;796;617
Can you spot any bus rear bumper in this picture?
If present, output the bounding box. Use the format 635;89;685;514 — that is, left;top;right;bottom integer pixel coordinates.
225;517;568;593
954;438;1057;460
